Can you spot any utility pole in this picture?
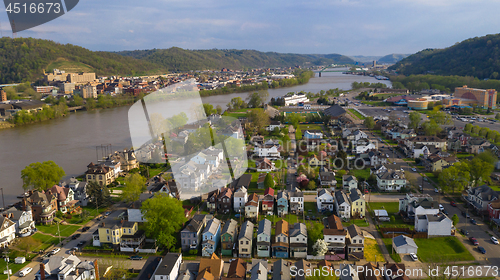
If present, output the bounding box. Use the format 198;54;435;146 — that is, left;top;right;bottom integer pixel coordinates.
0;188;5;210
3;251;10;280
57;221;61;244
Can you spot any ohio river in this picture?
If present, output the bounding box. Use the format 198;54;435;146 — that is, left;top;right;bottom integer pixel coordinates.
0;70;390;205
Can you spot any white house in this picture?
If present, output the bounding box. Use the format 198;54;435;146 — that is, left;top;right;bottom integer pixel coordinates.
317;189;334;212
254;146;280;158
2;207;35;237
0;216;16;248
323;215;346;253
355;141;377;154
334;190;351;220
319;172;336;186
342;175;358;191
376;169;407;192
266;121;283;131
233;187;248;212
415;214;452;236
153;253;182;280
392;235;418;254
303;130;323;139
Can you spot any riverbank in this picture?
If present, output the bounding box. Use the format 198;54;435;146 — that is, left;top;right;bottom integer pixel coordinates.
0;71;315;130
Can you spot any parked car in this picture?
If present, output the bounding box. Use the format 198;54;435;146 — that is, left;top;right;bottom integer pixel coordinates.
491;237;499;244
478;246;486;254
77;241;86;247
470;219;477;225
81;226;90;232
409;253;418;261
450;201;456;207
51;248;60;254
130;255;143;260
460;229;468;236
469;237;479;246
434;188;439;193
411;168;417;172
439;204;444;211
72;234;81;240
104;211;111;216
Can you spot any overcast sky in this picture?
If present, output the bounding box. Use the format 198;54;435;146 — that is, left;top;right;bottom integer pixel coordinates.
1;0;499;56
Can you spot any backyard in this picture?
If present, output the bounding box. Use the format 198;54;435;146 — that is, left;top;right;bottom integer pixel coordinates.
37;224;81;237
414;236;475;263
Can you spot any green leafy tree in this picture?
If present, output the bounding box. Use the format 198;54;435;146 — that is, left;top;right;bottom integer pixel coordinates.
123;173;147;204
438;163;469;193
306;180;317;190
363;116;375;129
141;194;187;250
468;158;494;186
451;214;459;227
286;113;303;129
422;120;442;136
464;123;473;133
264;173;275;189
408;112;421;130
202;104;217;116
247;90;269;108
21;161;65;191
496;113;500;120
307;222;324;246
86;181;112;207
248;108;270;132
227;97;247;110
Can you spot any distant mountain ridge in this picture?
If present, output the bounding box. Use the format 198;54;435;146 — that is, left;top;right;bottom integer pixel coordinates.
0;37;167;84
389;33;500;79
348;53;409;64
116;47;355;72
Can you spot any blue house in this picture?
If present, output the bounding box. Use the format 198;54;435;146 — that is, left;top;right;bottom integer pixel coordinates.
276;191;289;217
201;218;222;257
256;219;271;257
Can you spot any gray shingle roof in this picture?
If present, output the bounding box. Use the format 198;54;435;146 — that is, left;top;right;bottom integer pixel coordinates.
257;219;271;236
393;235;418;248
239;221;254;240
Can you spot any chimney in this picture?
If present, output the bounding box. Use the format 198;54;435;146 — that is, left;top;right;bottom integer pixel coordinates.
101;222;105;227
94;259;99;280
40;263;45;280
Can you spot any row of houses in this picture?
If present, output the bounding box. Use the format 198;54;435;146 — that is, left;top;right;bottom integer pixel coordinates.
138;251;411;280
316;188;366;220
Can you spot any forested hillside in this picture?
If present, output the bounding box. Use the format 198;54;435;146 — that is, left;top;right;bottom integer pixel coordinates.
117;47;354;72
389;34;500;79
0;38;166;84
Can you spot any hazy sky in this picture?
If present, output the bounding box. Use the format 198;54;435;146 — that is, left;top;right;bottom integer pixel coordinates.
1;0;499;56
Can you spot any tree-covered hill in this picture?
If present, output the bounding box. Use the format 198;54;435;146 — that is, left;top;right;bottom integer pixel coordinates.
0;37;167;84
388;33;500;79
116;47;355;72
377;53;410;64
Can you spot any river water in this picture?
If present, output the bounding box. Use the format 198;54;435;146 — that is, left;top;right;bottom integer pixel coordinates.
0;69;390;205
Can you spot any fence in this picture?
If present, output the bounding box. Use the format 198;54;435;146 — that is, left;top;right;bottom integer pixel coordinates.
379;227;428;239
306;255;324;260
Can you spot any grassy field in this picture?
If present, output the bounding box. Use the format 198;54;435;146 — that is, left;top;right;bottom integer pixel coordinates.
414;237;474;263
364;238;384;262
47;58;93;73
348;109;366;120
31;232;60;251
367;202;399;214
362;101;392;107
343;219;370;227
37;224;81;237
351;168;370;181
298;124;323;131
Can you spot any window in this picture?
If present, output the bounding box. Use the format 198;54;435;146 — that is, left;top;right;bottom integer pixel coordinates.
123;229;126;234
246;241;249;245
129;229;131;234
112;231;115;236
241;241;243;245
106;229;109;234
352;240;356;243
107;236;110;241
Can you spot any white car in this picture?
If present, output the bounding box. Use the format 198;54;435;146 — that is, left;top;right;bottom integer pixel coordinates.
409;253;418;261
434;188;439;193
52;248;61;254
439;204;444;211
491;237;499;244
412;168;417;172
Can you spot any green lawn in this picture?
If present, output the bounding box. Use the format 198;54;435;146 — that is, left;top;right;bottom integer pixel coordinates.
362;101;392;107
348;109;366;120
32;232;60;251
456;153;474;159
37;224;81;237
0;260;29;280
414;237;474;263
364;238;384;262
298;124;323;131
343;219;370;227
367;202;399;214
351;168;370;180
